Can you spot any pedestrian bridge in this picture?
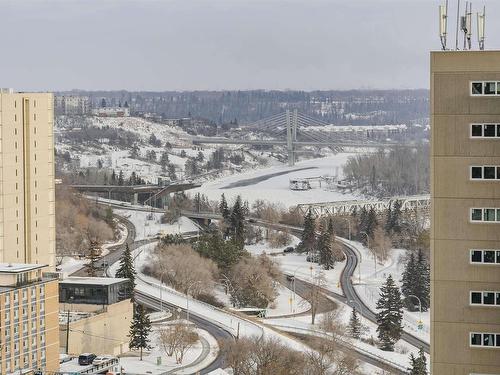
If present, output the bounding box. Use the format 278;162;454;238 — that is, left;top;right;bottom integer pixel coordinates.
296;195;430;217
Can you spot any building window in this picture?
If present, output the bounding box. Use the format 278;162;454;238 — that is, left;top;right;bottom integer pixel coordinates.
470;123;500;138
471;165;500;180
470;208;500;223
470;249;500;264
470;291;500;306
471;81;500;96
470;332;500;347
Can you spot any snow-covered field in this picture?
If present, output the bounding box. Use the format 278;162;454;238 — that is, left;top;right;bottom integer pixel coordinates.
190;154;360;207
114;210;200;241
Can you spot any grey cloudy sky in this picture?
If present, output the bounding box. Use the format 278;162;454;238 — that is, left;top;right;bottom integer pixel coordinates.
1;0;499;91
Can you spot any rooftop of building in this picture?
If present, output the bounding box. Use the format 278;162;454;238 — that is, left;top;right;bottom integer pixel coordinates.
60;276;128;286
0;263;46;274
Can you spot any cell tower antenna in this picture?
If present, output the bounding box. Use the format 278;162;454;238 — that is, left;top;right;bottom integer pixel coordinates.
455;0;460;50
461;2;472;50
477;5;485;50
439;0;449;50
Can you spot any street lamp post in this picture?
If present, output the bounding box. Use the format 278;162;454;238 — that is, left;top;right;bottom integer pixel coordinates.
66;296;74;355
408;294;423;329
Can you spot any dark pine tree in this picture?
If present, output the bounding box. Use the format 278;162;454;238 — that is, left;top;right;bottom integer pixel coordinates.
300;209;316;254
376;275;403;351
415;249;430;312
115;243;136;299
408;347;428;375
348;307;362;339
230;195;245;250
128;304;152;361
219;194;230;219
318;223;335;270
366;207;378;237
401;252;416;309
384;204;393;234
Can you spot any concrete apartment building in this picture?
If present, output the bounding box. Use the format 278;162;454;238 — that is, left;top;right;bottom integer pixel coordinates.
0;89;56;270
54;95;90;115
0;263;59;374
431;51;500;374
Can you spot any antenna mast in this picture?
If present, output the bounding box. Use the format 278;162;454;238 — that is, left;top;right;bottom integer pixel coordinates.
439;0;449;50
455;0;461;50
477;5;485;50
461;2;472;50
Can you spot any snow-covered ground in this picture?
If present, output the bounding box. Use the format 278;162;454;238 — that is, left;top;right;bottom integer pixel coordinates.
119;324;218;375
276;252;345;295
114;209;200;241
190;154;360;207
347;240;430;342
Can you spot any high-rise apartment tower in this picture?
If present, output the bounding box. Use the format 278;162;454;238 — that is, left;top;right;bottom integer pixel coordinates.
431;51;500;374
0;89;56;269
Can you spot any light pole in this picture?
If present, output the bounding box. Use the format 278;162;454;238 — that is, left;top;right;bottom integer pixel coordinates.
359;231;376;276
158;270;170;312
408;294;423;328
66;296;74;355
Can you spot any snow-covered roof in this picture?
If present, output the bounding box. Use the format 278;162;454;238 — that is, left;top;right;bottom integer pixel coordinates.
60;276;128;286
0;263;46;274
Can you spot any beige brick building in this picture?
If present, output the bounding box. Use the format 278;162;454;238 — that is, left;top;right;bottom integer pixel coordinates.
431;51;500;374
0;89;56;269
0;264;59;374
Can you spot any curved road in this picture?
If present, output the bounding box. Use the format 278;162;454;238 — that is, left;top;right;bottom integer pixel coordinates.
337;238;430;353
135;290;232;374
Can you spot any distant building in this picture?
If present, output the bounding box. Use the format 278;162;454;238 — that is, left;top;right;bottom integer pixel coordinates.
0;90;56;270
0;263;59;374
54;95;90;115
59;277;133;356
92;107;130;117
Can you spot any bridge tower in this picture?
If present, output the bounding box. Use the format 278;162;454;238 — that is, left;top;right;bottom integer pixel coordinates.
286;109;298;166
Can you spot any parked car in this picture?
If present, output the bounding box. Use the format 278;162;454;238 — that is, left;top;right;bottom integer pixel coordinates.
285;273;295;281
283;246;294;253
92;355;115;365
78;353;96;366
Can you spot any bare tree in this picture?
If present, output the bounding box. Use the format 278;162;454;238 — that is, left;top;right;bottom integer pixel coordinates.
158;322;199;363
229;255;280;308
145;244;218;297
303;270;327;324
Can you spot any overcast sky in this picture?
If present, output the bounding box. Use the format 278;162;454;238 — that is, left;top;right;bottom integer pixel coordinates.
1;0;498;91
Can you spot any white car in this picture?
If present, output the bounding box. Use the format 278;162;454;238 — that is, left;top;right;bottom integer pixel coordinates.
92;355;115;365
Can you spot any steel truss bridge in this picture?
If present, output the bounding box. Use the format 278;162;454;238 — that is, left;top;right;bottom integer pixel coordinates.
191;110;412;166
297;195;430;217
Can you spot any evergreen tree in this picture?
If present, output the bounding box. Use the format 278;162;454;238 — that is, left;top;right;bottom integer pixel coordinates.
219;194;230;219
167;164;177;180
299;209;316;253
384;204;393;234
111;169;117;184
408;347;427;375
358;207;368;240
318;223;335;270
128;304;151;361
391;200;403;233
401;252;416;308
348;307;362;339
401;250;430;312
86;240;101;277
415;249;430;311
115;243;136;299
230;196;245;249
366;207;378;237
118;170;124;186
376;275;403;351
